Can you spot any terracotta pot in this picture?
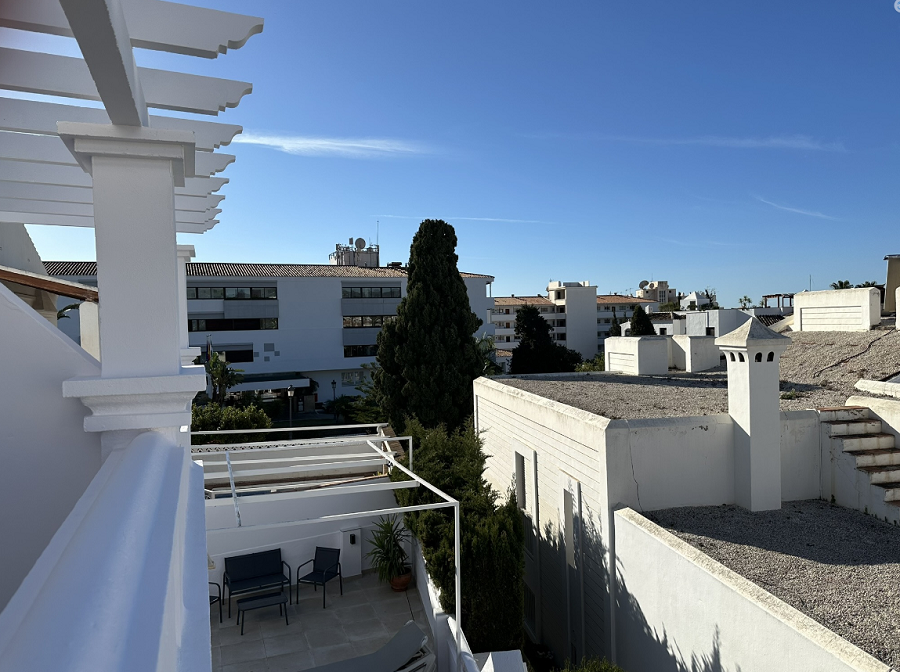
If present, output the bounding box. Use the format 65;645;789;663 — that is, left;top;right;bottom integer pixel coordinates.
389;570;412;592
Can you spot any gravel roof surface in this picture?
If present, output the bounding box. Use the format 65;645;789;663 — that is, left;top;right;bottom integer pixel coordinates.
496;324;900;419
647;501;900;668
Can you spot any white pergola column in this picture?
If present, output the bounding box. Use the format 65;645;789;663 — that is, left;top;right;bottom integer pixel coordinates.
57;122;205;457
716;318;791;512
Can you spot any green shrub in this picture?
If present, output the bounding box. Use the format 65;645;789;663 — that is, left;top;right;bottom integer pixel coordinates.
576;354;604;372
558;657;626;672
191;403;272;444
392;419;524;653
629;305;655;336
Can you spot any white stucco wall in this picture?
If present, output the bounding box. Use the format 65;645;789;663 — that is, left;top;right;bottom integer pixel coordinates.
794;288;880;332
614;508;890;672
562;284;600;360
475;377;613;663
670;335;720;372
0;283;102;611
604;336;668;375
780;411;821;502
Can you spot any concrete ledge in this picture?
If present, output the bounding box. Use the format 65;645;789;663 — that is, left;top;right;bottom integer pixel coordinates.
614;507;891;672
854;379;900;399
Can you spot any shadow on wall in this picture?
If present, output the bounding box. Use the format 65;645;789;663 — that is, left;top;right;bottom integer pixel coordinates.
534;501;739;672
616;571;740;672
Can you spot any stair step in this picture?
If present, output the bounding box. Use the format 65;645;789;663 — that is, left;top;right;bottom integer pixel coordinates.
869;468;900;484
823;419;882;436
836;433;896;452
854;450;900;468
880;486;900;502
818;406;870;422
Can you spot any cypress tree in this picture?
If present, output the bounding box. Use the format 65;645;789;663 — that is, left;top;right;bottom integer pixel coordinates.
608;308;622;337
374;219;482;432
630;304;655;336
510;305;582;373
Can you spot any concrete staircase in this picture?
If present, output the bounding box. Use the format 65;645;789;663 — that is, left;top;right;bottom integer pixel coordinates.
820;406;900;507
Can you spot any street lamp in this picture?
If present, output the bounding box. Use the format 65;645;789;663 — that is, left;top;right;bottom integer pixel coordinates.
331;380;337;421
287;385;294;441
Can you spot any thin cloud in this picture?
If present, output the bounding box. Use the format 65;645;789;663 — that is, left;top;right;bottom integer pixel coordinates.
232;132;429;158
606;134;845;152
525;132;844;152
754;195;841;221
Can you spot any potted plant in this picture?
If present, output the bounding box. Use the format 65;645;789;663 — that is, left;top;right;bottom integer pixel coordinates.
366;515;412;591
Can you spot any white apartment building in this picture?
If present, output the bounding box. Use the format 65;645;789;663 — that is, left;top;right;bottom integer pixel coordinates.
47;260;495;397
491;281;599;361
680;290;717;310
636;279;680;305
596;295;659;345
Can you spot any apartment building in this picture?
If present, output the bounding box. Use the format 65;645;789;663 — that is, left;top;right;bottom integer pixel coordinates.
636;279;680;305
46;260;494;397
596;295;659;345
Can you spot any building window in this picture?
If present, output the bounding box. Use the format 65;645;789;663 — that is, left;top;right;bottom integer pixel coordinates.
767;351;775;362
341;286;401;299
706;327;715;336
342;370;367;386
343;344;378;358
220;349;253;363
342;315;397;328
188;318;278;332
187;287;276;300
658;327;667;335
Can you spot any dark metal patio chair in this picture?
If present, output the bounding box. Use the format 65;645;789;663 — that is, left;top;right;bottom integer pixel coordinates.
209;581;222;623
296;546;342;608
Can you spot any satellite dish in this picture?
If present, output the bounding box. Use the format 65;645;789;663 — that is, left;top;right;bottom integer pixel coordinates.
355;237;366;250
639;280;649;289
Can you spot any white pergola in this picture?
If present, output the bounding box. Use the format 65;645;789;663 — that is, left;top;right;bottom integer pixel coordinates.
193;425;465;670
0;0;260;234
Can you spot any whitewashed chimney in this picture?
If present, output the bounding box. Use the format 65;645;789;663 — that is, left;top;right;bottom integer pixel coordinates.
716;318;790;511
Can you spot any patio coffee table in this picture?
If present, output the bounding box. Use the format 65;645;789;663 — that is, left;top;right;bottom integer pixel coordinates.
235;590;289;635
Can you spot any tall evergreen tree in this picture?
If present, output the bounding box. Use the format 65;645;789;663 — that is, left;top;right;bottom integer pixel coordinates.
374;219;482;432
510;305;582;373
608;308;621;337
629;305;655;336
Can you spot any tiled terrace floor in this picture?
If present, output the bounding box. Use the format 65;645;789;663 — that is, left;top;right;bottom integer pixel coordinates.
210;571;432;672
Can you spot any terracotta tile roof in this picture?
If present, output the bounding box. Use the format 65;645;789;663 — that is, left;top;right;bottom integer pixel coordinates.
493;295;554;306
45;261;492;280
43;261;97;276
596;295;656;305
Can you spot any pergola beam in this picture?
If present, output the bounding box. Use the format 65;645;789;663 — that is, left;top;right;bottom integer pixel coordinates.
0;0;263;59
0;97;243;151
0;264;98;301
0;48;252;118
0;182;225;211
56;0;147;126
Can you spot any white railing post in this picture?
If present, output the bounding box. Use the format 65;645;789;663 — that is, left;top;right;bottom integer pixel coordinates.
225;451;241;527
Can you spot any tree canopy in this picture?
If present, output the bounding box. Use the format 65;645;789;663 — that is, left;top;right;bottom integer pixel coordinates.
204;352;244;404
374;219;482;432
509;304;582;373
608;308;622;337
629;305;656;336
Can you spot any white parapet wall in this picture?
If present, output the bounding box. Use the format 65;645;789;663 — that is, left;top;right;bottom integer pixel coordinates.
614;508;891;672
669;335;721;372
794;288;880;332
605;336;668;375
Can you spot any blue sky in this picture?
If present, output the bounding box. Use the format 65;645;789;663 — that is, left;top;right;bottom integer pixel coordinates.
14;1;900;306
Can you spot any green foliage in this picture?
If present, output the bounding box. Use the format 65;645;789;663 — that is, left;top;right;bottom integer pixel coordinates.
476;332;503;376
374;219;482;433
191;403;272;444
392;419;524;653
658;301;680;311
738;295;753;309
204;352;244;404
629;305;655;336
366;516;411;582
830;280;852;290
347;363;386;424
56;302;81;320
856;280;879;288
557;657;626;672
576;354;605;372
323;394;356;421
510;305;583;374
608;308;622;337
